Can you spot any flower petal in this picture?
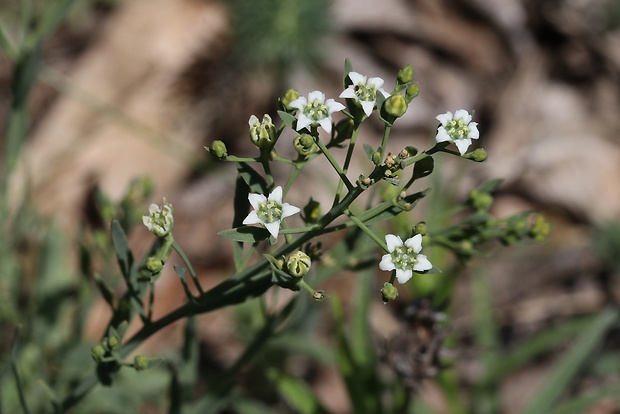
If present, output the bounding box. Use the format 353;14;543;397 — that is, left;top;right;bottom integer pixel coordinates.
385;234;403;252
367;76;385;90
307;90;325;104
435;111;453;126
395;269;413;284
264;221;281;239
248;193;266;210
325;99;345;114
242;211;261;225
455;138;472;155
318;117;332;134
454;109;471;124
347;71;366;85
268;186;283;204
148;204;159;214
288;96;307;111
281;203;301;219
468;122;479;139
360;100;375;117
435;127;452;143
404;234;423;253
378;88;390;98
414;254;433;272
296;114;313;131
248;115;259;127
379;254;395;271
339;87;356;99
142;216;151;227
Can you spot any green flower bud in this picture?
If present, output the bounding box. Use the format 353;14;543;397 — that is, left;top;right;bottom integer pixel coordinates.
105;335;120;351
210;140;227;159
293;133;317;156
397;65;414;84
413;221;428;236
405;83;420;101
286;251;312;278
381;282;399;304
281;88;300;110
145;256;164;274
383;94;408;118
335;118;355;141
469;189;493;211
312;290;329;301
91;345;106;362
459;240;475;255
249;114;276;149
302;198;322;224
529;214;550;242
134;355;149;371
464;148;488;162
371;151;382;166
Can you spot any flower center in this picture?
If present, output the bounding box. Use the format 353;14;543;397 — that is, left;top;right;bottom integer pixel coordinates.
445;119;470;141
303;99;329;121
390;245;418;270
354;83;376;102
257;201;283;224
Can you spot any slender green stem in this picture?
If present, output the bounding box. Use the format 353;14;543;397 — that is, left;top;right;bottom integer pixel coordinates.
333;123;360;204
378;125;392;159
223;155;261;163
147;282;155;321
172;241;204;295
311;127;354;191
345;209;388;251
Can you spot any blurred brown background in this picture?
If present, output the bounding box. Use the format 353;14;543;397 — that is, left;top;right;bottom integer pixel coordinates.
3;0;620;412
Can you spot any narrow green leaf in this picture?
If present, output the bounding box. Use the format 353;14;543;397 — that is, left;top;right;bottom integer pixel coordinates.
476;178;503;194
267;369;330;414
277;110;297;129
552;384;620;414
412;156;434;181
173;264;197;301
344;58;353;84
363;144;375;162
26;0;76;49
483;316;594;384
0;16;17;59
233;162;268;195
520;307;619;414
218;226;270;242
94;275;115;308
111;220;133;280
471;271;501;414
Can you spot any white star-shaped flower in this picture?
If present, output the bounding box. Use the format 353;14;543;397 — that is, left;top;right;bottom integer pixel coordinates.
379;234;433;284
339;71;390;117
435;109;479;155
289;91;345;134
142;199;174;237
242;186;300;239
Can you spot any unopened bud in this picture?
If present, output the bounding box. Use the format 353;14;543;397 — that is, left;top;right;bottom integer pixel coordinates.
302;198;322;224
397;65;414;84
249;114;276;149
383;94;408;118
286;251;312;278
294;133;317;156
529;214;550;242
465;148;488;162
91;345;106;362
105;335;120;351
381;282;399;304
145;256;164;274
134;355;149;371
282;89;300;110
335;118;355;141
413;222;428;236
210;140;227;159
406;83;420;101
